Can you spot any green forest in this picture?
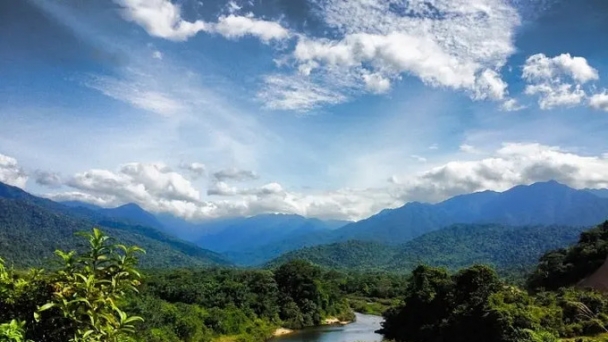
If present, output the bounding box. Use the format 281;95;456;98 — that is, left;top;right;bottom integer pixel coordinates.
4;222;608;341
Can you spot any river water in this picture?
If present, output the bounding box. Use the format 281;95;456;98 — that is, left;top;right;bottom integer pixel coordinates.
271;313;384;342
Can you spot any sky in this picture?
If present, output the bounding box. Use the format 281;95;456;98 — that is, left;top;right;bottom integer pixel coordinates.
2;0;608;221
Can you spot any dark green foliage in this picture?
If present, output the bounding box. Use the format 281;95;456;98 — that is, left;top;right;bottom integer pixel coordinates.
390;224;588;274
528;221;608;291
267;240;398;270
127;260;354;340
0;198;230;269
268;224;587;279
381;222;608;342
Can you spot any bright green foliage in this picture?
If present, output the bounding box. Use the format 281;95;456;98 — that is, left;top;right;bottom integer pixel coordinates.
528;221;608;291
0;229;145;342
0;320;29;342
37;228;145;342
125;260;356;341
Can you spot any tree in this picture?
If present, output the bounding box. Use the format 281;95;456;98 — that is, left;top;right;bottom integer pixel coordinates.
37;228;145;342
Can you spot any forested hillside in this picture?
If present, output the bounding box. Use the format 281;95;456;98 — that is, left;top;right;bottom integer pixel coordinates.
381;221;608;342
0;182;230;268
267;240;399;270
268;223;589;276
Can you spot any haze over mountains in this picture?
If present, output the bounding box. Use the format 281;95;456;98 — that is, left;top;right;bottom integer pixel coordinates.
2;180;608;270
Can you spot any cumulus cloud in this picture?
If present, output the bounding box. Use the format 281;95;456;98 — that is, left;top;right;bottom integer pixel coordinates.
589;91;608;112
261;0;519;110
34;170;62;188
179;162;206;179
523;53;599;109
501;98;526;112
394;142;608;203
63;162;206;217
115;0;289;42
212;167;258;182
207;181;283;196
48;143;608;221
214;15;290;42
0;153;27;188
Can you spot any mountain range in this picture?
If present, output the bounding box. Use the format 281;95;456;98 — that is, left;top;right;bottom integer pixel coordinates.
267;223;591;275
2;180;608;270
0;182;231;268
330;180;608;245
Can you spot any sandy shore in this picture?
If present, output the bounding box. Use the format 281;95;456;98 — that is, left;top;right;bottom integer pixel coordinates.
272;328;294;337
323;317;351;325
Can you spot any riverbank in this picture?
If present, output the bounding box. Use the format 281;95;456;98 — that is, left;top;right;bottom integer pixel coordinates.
322;317;351;325
270;313;383;342
272;328;294;337
272;316;353;338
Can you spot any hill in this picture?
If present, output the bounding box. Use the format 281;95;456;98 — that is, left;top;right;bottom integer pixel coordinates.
269;223;588;275
195;214;342;265
0;182;231;268
333;181;608;245
388;223;588;273
267;240;398;270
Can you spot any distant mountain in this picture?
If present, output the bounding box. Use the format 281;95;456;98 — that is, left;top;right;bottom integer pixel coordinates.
62;201;164;230
0;182;231;268
197;214;334;252
267;240;398;270
333;181;608;245
61;200;105;211
100;203;164;229
268;223;589;275
585;188;608;199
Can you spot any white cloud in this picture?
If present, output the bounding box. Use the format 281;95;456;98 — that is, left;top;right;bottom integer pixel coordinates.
87;75;184;116
214;15;289;42
523;53;599;84
589;91;608;112
501;98;526;112
114;0;289;43
208;181;284;197
395;142;608;203
262;0;519;111
522;53;599;109
46;143;608;221
212;167;258;182
115;0;208;41
65;162;203;215
34;170;62;188
259;74;347;111
179;162;206;178
525;83;585;109
459;144;482;154
0;153;27;188
362;72;391;94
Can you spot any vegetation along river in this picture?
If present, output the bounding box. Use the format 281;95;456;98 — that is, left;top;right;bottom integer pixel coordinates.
272;313;383;342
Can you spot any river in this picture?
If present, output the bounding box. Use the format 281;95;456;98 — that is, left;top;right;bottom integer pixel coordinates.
271;313;384;342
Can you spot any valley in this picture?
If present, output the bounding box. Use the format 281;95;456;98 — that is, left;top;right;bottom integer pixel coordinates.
3;180;608;341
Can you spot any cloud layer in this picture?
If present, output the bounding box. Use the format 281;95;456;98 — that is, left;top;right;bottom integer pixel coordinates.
523;53;599;109
260;0;519;110
115;0;289;42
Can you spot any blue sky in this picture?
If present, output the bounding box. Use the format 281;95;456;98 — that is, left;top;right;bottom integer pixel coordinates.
2;0;608;221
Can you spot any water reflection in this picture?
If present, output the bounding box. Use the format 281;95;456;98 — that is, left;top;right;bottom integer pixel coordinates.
272;313;384;342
